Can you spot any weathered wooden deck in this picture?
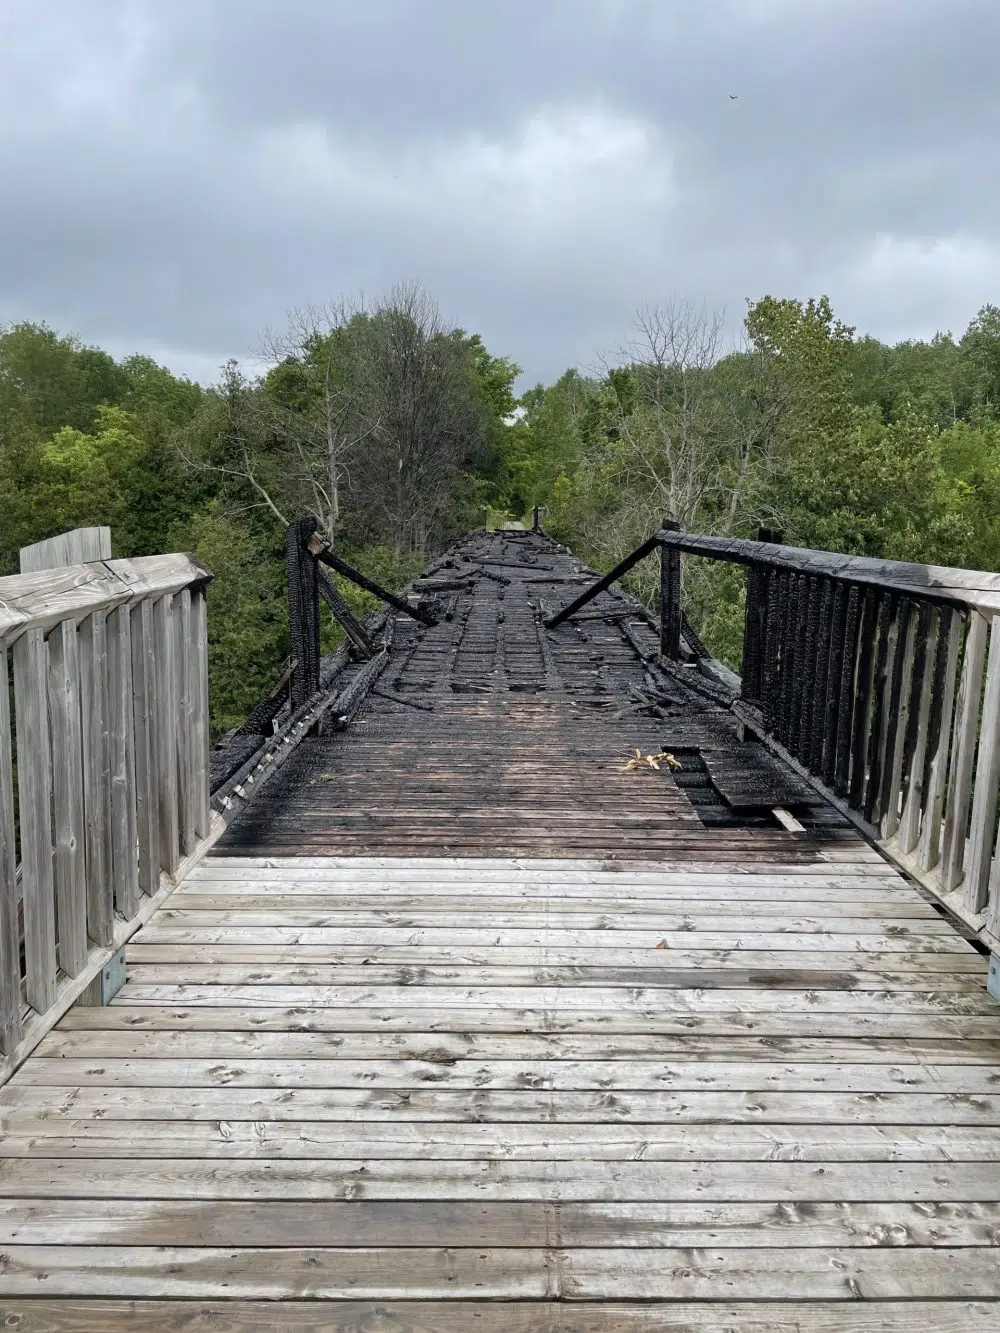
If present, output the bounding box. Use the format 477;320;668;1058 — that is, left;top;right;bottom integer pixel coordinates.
2;532;1000;1328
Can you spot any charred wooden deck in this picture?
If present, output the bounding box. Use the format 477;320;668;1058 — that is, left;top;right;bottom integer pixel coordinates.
2;532;1000;1327
218;530;841;858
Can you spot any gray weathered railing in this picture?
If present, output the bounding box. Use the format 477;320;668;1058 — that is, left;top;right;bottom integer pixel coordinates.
547;524;1000;958
0;530;212;1070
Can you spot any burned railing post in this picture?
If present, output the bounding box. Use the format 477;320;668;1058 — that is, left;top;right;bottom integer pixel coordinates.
285;518;321;710
659;519;682;659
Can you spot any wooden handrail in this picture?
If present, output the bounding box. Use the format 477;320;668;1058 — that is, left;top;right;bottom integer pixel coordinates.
657;531;1000;614
0;535;214;1068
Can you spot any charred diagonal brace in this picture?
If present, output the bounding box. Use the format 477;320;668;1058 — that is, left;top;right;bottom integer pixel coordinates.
317;567;373;659
307;534;438;626
543;533;662;628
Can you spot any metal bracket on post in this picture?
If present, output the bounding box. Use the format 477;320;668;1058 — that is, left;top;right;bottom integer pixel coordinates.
659;519;682;660
79;946;127;1007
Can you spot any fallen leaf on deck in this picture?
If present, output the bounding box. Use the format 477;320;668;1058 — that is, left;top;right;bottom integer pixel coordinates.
655;939;669;950
622;749;682;772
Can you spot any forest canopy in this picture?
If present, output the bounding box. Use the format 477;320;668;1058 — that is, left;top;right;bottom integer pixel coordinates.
3;284;1000;728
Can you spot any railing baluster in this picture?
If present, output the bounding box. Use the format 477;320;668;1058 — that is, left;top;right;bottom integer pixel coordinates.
777;573;801;749
792;576;821;762
0;645;22;1053
834;587;862;796
916;608;962;872
176;588;197;858
130;598;159;896
863;593;897;823
78;612;113;948
106;604;139;918
154;594;180;875
46;619;88;976
761;568;783;734
848;591;881;808
897;605;938;854
822;583;849;786
880;602;918;840
809;578;834;773
13;628;57;1014
963;616;1000;913
942;612;988;894
192;588;211;840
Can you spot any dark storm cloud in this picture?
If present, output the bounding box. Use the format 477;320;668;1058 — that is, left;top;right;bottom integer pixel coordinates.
0;0;997;384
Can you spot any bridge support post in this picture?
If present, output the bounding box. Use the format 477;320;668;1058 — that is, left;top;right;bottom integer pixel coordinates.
285;519;321;710
660;519;682;659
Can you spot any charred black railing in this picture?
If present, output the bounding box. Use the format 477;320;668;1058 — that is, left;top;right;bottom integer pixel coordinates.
546;523;1000;946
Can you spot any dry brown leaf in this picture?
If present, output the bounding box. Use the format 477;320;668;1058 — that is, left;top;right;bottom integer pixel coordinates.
655;938;669;949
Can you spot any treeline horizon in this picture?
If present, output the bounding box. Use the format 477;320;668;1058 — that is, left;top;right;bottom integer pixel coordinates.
2;283;999;722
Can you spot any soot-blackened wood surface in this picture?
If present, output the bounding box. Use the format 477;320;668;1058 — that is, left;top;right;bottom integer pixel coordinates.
4;531;1000;1326
217;530;840;858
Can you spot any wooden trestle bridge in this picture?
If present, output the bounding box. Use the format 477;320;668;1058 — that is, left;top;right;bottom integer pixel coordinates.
0;520;999;1328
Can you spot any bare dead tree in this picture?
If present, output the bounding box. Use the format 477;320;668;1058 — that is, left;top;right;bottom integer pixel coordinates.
257;300;381;540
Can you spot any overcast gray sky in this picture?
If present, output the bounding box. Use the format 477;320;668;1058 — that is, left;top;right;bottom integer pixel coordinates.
1;0;997;387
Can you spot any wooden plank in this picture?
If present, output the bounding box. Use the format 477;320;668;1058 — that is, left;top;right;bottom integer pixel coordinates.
106;982;1000;1014
12;628;57;1014
0;1300;994;1333
17;1056;1000;1094
962;613;1000;910
133;926;971;951
165;891;940;916
1;1197;1000;1248
52;1002;1000;1038
117;962;985;992
106;604;139;918
116;943;990;973
4;1119;1000;1161
130;598;158;896
942;611;988;892
77;612;112;947
38;1028;1000;1064
46;618;87;976
7;1084;1000;1125
153;594;180;874
0;645;21;1052
3;1155;1000;1197
0;1244;998;1300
